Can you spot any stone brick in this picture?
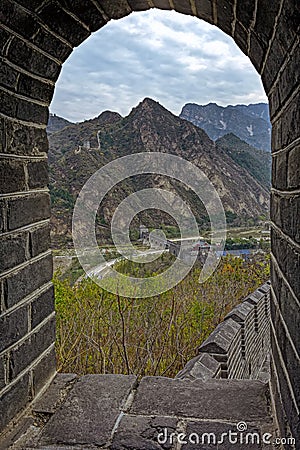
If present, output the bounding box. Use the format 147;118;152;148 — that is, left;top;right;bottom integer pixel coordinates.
32;373;77;415
36;375;137;447
0;89;17;118
216;0;234;35
287;145;300;189
111;415;177;450
17;97;49;125
31;285;55;329
273;308;300;408
236;0;256;29
284;237;300;298
176;353;221;380
271;116;282;153
0;28;11;55
225;300;254;323
152;0;172;10
0;355;7;390
198;318;241;354
7;193;50;231
172;0;194;16
9;316;55;379
262;66;277;100
18;73;54;104
269;86;281;119
269;356;293;447
272;152;287;190
271;192;300;244
0;0;72;60
0;61;19;91
127;0;151;11
275;0;300;51
13;0;45;11
262;39;286;93
273;93;300;150
0;304;28;353
0;159;26;194
1;89;48;124
93;0;132;20
234;21;249;55
194;0;213;23
31;347;56;396
249;34;267;73
277;46;300;110
258;281;271;294
0;0;39;41
0;373;30;432
27;160;49;189
270;331;300;442
0;231;28;273
0;117;48;157
0;200;7;233
131;377;271;422
271;228;300;299
0;416;36;450
4;254;53;309
254;0;281;47
58;0;108;31
32;28;72;61
270;193;280;231
7;37;61;81
38;1;90;47
29;224;51;258
269;38;289;79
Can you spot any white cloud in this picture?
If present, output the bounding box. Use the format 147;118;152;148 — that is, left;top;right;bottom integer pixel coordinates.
50;9;267;122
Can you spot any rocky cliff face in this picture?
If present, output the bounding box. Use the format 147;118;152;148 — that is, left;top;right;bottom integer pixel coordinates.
180;102;271;151
48;98;270;247
216;134;272;189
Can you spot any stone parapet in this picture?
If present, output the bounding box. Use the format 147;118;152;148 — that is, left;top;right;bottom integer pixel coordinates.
177;282;271;381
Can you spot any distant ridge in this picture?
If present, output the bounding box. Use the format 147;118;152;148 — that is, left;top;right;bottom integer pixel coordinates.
180;102;271;151
47;113;74;134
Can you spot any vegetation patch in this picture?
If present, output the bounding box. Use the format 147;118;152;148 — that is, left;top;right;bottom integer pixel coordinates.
55;253;270;378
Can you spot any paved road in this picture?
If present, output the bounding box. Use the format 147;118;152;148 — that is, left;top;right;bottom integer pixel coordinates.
80;249;165;282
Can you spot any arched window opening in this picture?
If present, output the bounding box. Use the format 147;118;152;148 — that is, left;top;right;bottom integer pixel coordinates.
49;10;271;378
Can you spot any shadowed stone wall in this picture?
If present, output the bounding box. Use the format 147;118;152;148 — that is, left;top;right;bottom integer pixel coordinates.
177;282;271;382
0;0;299;442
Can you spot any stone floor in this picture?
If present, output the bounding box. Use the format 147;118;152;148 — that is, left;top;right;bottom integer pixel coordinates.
1;374;277;449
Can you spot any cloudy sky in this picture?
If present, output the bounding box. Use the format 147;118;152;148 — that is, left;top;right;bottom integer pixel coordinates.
50;9;267;123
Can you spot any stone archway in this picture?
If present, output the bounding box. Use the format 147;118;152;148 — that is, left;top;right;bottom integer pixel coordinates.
0;0;299;441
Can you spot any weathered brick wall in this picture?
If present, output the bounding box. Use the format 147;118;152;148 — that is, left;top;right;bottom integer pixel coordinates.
0;0;299;441
176;282;271;381
263;0;300;443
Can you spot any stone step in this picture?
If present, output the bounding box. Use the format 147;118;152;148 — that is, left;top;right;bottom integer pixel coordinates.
2;374;276;450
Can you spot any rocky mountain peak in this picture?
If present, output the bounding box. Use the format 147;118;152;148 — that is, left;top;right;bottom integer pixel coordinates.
95;110;123;125
141;97;160;107
133;97;168;116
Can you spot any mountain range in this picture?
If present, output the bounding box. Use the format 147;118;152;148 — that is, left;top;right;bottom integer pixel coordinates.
180;102;271;151
48;99;271;247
